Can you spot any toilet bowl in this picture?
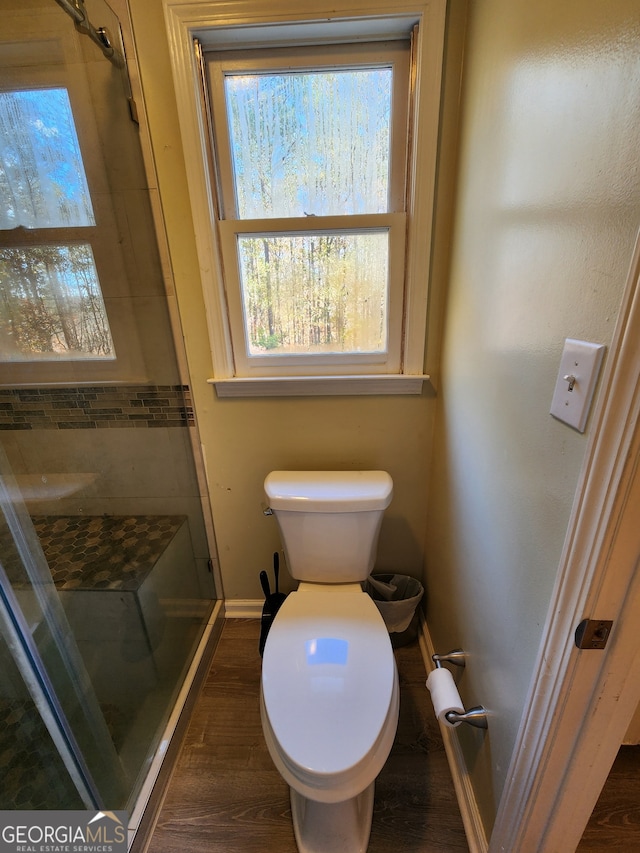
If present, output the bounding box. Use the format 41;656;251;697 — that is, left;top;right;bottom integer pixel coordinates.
261;471;399;853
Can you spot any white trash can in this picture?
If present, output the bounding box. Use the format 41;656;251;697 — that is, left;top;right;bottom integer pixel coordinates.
365;573;424;647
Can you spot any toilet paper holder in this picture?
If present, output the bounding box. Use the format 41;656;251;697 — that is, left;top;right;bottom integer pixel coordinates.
432;649;467;669
431;649;488;730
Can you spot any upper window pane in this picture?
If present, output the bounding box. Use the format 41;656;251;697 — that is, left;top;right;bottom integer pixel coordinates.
225;68;392;219
0;88;95;230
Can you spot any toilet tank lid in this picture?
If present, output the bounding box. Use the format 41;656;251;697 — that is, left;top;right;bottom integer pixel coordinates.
264;470;393;513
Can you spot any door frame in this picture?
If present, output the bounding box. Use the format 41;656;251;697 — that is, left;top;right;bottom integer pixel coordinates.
489;229;640;852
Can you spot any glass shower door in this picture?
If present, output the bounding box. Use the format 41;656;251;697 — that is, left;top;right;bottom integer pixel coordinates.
0;447;128;808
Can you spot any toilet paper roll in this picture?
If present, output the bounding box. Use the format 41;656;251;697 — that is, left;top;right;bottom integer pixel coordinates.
426;667;465;727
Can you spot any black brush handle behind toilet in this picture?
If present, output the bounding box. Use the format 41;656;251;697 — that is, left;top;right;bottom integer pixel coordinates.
259;610;273;657
258;561;288;657
260;570;270;599
259;570;273;657
270;552;287;610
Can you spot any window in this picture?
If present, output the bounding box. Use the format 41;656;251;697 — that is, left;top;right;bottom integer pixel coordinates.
207;43;408;378
164;0;447;395
0;88;115;363
0;16;147;387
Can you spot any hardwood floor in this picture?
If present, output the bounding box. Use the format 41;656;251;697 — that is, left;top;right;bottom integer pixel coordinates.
578;745;640;851
143;619;469;853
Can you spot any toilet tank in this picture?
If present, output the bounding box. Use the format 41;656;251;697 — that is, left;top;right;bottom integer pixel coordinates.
264;471;393;583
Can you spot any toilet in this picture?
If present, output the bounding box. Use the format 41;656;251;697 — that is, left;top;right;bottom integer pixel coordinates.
261;470;399;853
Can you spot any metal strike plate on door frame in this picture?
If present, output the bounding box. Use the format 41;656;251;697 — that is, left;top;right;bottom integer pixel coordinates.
574;619;614;650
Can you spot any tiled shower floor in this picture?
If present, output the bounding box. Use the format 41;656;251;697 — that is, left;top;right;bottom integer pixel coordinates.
0;697;83;809
0;697;131;809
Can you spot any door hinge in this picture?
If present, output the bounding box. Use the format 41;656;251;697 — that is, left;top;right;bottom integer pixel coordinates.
128;96;139;124
574;619;614;650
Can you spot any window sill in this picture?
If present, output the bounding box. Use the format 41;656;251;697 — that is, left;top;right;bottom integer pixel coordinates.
209;374;431;398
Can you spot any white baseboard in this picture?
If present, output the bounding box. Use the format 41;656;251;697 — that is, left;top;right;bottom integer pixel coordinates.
418;616;489;853
224;599;264;618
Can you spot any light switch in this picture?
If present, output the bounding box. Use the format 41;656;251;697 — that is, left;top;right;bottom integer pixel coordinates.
550;339;605;433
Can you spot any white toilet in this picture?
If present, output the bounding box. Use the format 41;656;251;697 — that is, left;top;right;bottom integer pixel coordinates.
261;470;399;853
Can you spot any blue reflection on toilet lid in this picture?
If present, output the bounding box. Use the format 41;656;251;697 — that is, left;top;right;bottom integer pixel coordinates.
306;637;349;665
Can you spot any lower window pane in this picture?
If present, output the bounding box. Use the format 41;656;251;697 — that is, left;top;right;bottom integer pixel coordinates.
237;231;389;357
0;244;114;361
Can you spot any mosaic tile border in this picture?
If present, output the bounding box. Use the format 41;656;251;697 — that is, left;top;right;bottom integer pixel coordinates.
0;385;194;430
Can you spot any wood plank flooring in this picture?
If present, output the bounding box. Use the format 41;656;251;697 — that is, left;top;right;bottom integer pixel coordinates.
144;619;470;853
578;745;640;851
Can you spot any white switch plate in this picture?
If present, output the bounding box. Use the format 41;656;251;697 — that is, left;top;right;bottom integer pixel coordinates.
550;339;605;432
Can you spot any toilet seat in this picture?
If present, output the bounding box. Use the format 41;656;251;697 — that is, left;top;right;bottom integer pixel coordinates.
261;583;399;803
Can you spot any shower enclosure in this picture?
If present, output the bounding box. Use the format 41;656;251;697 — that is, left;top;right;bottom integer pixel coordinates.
0;0;218;818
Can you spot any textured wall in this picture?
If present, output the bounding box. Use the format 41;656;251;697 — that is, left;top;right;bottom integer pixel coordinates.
424;0;640;835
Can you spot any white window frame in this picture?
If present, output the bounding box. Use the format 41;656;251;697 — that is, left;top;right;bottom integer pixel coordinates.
207;41;408;378
162;0;447;397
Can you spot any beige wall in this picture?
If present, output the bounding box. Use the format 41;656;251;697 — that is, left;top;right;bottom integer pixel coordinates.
127;0;448;601
424;0;640;836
